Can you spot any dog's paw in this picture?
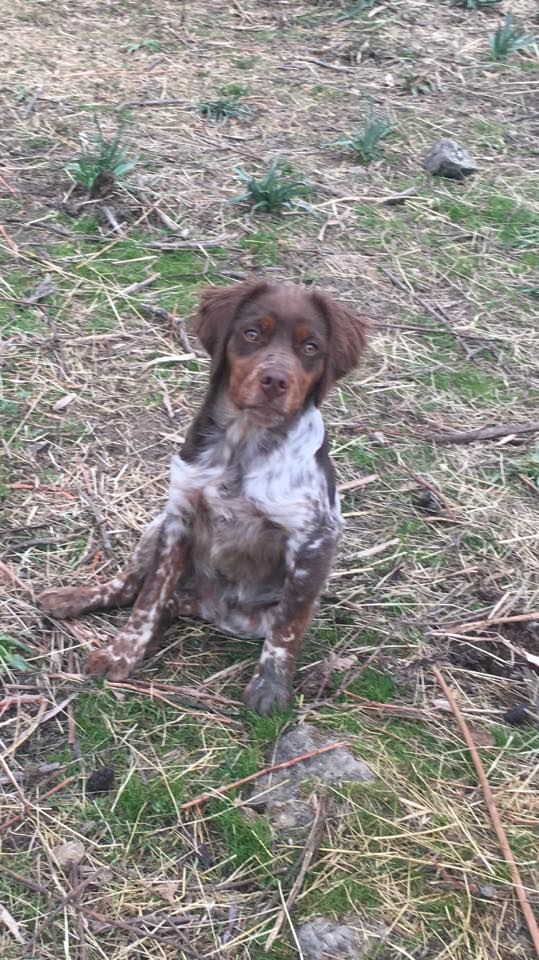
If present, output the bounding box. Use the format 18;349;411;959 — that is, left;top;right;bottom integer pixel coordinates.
39;586;91;620
86;644;135;682
243;665;293;715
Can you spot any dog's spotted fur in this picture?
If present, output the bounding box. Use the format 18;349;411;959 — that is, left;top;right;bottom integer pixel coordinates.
39;280;369;713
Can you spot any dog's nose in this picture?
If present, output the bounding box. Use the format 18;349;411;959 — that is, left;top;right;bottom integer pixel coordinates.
260;371;289;398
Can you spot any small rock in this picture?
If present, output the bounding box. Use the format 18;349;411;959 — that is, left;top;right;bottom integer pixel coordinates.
297;917;385;960
504;704;531;726
52;840;86;870
266;799;315;836
87;766;115;794
414;489;443;514
423;139;476;180
248;724;374;809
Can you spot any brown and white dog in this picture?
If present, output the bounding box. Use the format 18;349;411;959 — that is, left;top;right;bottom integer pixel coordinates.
39;281;369;714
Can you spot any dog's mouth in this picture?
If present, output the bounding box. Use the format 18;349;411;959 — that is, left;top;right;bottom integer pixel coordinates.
242;400;290;426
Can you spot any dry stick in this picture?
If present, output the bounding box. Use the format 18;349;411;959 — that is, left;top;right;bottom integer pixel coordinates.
139;302;195;356
265;792;328;952
402;465;458;521
0;776;76;835
380;266;483;357
420;420;539;445
116;97;192;110
442;611;539;635
433;668;539;957
181;742;346;812
0;863;51;898
27;870;103;955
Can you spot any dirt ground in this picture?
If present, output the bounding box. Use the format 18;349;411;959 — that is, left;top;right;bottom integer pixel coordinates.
1;1;538;958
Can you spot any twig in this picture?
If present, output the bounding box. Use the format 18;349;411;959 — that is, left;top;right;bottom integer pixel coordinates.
106;681;237;723
299;57;354;73
265;792;328;951
23;86;42;118
0;863;51;898
402;465;457;520
379;267;485;357
419;421;539;445
120;272;159;296
27;870;102;954
147;236;227;250
102;206;126;236
181;741;346;811
433;668;539;956
337;473;377;493
0;560;36;600
0;776;76;835
441;611;539;635
6;481;76;499
116;97;192;110
78;487;114;555
139;302;194;355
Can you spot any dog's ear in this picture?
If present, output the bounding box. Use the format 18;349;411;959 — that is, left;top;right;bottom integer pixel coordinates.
310;289;371;402
196;281;268;377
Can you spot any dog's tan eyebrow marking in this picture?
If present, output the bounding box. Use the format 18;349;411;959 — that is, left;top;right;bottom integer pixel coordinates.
260;314;275;334
295;323;313;343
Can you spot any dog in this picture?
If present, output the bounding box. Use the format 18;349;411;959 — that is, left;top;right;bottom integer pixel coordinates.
39;280;369;714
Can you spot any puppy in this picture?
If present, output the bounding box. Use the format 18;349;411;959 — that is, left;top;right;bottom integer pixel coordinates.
39;281;369;714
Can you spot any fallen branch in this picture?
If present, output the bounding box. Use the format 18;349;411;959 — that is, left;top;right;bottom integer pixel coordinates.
433;667;539;956
265;792;328;951
380;267;488;358
419;421;539;445
441;611;539;635
181;741;346;812
337;473;377;493
26;870;103;953
403;465;458;520
0;776;76;835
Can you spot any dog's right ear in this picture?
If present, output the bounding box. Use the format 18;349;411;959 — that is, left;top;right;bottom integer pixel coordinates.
196;281;268;378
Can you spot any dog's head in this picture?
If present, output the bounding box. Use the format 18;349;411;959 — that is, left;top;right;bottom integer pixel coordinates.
196;280;370;425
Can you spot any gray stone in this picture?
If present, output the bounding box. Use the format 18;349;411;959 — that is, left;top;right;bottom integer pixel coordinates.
423;138;476;180
297;916;385;960
248;724;374;809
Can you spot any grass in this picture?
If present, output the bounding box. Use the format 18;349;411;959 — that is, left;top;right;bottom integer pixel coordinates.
338;102;394;164
1;0;538;957
65;116;138;191
232;159;313;213
488;14;536;61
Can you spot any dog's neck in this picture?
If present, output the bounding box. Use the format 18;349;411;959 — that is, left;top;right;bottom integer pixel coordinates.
181;384;315;467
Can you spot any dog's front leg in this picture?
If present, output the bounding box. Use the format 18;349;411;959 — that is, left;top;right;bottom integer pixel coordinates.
86;520;189;682
243;526;337;715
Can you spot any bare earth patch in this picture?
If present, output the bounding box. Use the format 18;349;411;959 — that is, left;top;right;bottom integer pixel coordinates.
1;1;538;958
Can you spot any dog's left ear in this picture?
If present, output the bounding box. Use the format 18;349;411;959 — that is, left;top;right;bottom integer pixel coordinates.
310;289;371;401
197;281;268;378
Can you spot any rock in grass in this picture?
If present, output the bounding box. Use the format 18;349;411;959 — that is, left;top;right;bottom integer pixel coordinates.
504;704;532;726
52;840;85;870
423;139;476;180
247;724;374;835
87;766;115;794
297;917;385;960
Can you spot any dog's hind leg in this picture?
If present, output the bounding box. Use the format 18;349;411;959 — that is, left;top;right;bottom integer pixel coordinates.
39;515;163;619
86;520;189;681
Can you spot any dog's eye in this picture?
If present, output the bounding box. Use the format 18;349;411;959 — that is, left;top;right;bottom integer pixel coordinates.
243;329;259;342
303;341;319;356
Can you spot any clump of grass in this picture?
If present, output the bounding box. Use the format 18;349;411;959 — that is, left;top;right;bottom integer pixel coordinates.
125;38;161;53
488;14;536;60
451;0;500;9
199;93;249;123
338;102;394;164
232;158;313;213
65;117;137;192
336;0;376;21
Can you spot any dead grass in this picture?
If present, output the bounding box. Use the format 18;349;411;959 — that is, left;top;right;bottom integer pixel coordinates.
1;0;538;957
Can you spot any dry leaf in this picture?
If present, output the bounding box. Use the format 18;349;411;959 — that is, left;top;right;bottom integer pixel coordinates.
0;904;26;943
52;393;77;412
154;881;180;903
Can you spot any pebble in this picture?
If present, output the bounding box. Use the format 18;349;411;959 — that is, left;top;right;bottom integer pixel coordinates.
423;138;477;180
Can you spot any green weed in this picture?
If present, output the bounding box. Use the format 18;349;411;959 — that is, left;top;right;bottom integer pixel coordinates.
451;0;500;8
489;14;536;60
336;0;377;21
199;93;249;123
125;38;161;53
65;117;138;192
338;102;394;164
232;159;313;213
